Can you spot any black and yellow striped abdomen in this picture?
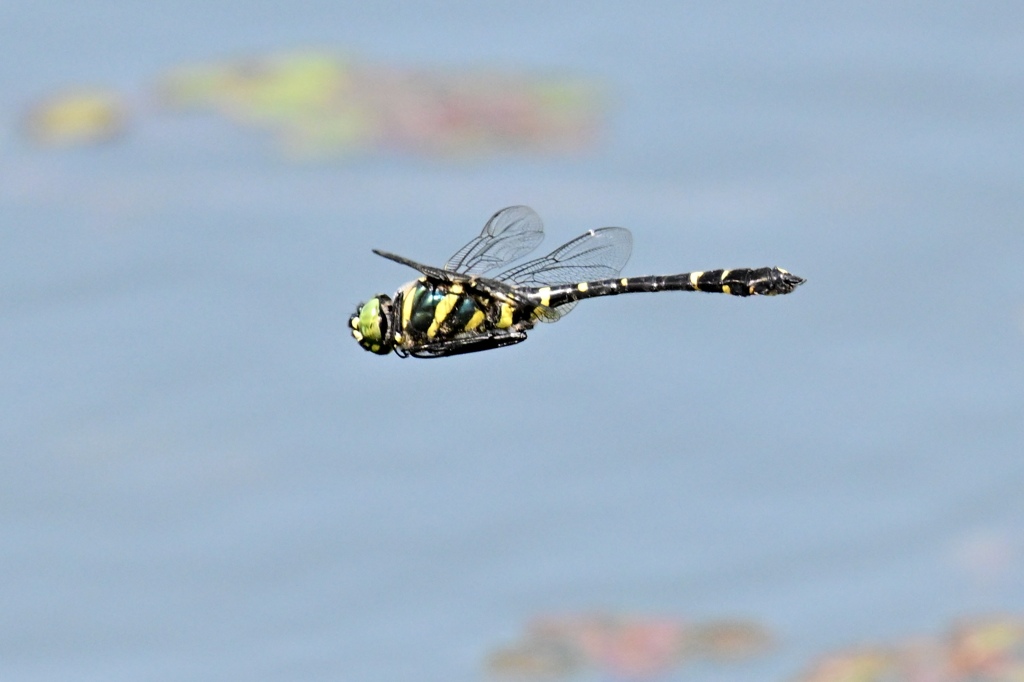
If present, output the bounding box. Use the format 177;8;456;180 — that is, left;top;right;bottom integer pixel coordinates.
526;267;804;310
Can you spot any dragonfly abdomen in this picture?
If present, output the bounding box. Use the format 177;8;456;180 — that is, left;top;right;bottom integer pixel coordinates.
529;267;805;309
656;267;805;296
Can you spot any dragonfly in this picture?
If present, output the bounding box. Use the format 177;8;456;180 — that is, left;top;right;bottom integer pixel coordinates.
349;206;804;358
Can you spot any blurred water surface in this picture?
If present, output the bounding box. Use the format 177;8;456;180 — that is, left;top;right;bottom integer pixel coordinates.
2;3;1024;681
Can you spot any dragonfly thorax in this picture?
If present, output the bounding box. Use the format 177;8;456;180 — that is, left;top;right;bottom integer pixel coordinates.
349;294;396;355
402;280;491;338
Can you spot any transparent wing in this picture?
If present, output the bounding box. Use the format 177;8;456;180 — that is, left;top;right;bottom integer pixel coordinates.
444;206;545;276
496;226;633;321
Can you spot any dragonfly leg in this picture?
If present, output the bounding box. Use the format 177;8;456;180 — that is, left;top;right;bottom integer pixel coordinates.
407;330;528;358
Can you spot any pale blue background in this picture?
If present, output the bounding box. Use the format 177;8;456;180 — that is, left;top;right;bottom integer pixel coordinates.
2;3;1023;680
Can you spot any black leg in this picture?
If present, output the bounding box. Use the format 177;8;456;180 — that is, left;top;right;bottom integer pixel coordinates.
409;330;528;358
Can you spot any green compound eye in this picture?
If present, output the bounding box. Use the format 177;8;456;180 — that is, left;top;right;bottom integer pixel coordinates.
358;298;383;342
350;296;394;355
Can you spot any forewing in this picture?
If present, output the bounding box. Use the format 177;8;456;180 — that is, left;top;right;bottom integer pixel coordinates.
373;249;456;281
497;226;633;322
443;206;545;275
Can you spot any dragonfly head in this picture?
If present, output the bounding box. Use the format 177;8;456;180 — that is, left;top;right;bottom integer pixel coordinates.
349;295;396;355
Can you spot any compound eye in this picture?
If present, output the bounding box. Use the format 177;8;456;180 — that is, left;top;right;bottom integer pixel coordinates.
352;296;393;355
358;298;385;344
